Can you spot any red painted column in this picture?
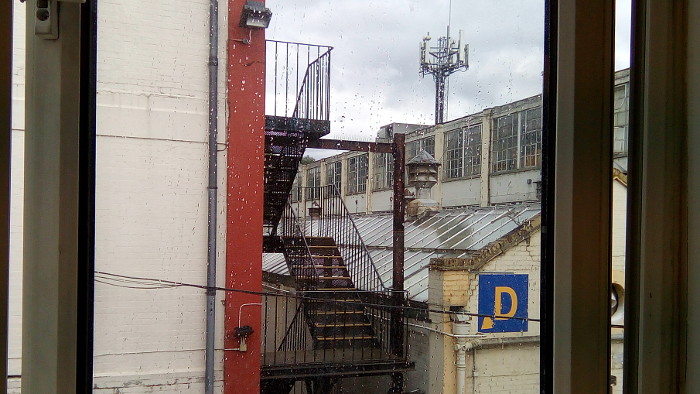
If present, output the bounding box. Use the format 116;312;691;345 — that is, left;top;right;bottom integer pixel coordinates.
225;1;266;393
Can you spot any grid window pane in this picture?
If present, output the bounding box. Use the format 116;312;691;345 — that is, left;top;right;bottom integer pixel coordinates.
613;84;629;154
444;129;464;179
373;153;393;191
306;167;320;199
464;124;482;176
326;161;342;193
492;113;518;172
348;154;368;194
520;108;542;168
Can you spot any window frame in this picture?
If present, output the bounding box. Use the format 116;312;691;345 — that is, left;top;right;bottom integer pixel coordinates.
326;160;342;193
347;153;368;195
306;166;321;200
372;152;393;191
444;123;482;180
5;0;694;391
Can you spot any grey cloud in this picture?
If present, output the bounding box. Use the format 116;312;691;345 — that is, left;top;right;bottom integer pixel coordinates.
267;0;546;137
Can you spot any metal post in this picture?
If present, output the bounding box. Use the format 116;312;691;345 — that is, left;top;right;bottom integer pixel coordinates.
435;74;445;124
390;132;405;393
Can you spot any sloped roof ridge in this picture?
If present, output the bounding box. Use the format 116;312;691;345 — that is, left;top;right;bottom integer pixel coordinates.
429;213;542;271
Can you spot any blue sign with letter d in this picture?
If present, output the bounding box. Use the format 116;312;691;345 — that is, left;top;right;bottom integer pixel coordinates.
478;274;528;333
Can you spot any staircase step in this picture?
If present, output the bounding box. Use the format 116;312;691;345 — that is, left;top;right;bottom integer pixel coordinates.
315;335;375;341
311;310;363;315
314;322;371;328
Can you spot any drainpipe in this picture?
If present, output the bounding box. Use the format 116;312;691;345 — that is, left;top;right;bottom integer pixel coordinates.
205;0;219;392
452;321;477;394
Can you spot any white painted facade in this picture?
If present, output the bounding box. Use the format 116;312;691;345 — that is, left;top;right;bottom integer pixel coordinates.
10;1;229;391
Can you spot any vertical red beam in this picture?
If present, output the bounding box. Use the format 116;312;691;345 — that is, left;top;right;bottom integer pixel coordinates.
225;1;266;393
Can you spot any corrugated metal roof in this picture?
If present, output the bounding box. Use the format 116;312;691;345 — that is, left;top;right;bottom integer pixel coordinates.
263;204;541;302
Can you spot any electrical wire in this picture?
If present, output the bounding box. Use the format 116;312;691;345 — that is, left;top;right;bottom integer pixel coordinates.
94;270;624;328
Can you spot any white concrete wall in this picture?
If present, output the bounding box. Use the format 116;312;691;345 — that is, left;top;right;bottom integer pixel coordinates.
441;178;481;207
473;343;539;393
10;1;229;391
611;179;627;272
489;170;541;204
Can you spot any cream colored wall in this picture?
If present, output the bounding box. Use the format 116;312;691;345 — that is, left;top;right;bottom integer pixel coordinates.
10;1;229;392
473;344;539;393
611;179;627;272
425;228;629;393
465;231;541;337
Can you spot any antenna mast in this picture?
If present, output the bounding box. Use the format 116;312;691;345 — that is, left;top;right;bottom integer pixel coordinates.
419;27;469;124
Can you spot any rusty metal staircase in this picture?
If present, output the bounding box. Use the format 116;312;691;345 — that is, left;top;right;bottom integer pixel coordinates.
282;235;378;349
263;40;333;238
261;40;411;394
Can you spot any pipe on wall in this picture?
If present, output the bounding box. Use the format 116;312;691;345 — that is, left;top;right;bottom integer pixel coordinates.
205;0;219;392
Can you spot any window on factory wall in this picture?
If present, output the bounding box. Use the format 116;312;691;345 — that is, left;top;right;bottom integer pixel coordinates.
520;108;542;168
613;83;629;155
406;136;435;161
326;161;342;193
464;124;483;176
347;154;368;195
290;176;302;202
306;166;321;200
444;129;464;179
492;108;543;172
372;153;394;191
444;123;482;179
492;113;519;172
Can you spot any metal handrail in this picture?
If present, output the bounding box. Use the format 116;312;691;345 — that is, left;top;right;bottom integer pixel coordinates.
327;184;390;291
281;203;321;289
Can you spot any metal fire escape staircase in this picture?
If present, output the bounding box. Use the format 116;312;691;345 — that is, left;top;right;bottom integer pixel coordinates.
263;40;332;239
261;41;411;393
279;201;379;351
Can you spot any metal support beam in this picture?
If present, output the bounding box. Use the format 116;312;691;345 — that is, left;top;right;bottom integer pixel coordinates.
389;132;405;393
306;138;393;153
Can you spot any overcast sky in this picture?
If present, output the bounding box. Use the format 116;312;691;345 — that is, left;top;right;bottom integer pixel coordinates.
266;0;631;157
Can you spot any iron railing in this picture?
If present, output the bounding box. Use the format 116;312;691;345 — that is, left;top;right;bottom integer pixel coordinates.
298;185;389;293
261;288;404;370
261;185;407;375
266;40;332;121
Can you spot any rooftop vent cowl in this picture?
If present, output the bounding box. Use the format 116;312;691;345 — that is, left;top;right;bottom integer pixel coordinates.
406;150;441;220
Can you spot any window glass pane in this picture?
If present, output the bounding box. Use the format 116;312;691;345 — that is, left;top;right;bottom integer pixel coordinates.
267;2;544;392
492;113;519;172
373;153;393;191
9;0;549;392
520;108;542;168
444;128;464;179
306;166;320;199
464;123;482;177
611;0;632;391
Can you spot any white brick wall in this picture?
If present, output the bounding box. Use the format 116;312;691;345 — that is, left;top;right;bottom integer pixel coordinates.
10;1;229;391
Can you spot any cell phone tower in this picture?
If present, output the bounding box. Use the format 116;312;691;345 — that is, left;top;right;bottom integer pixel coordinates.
420;27;469;124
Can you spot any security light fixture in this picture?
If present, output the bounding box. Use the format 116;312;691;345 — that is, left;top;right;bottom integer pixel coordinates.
239;1;272;29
